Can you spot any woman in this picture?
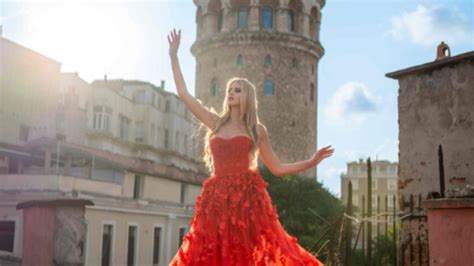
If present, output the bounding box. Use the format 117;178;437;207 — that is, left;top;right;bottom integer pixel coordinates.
168;28;334;266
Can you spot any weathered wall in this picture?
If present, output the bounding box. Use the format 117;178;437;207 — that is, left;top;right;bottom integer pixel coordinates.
396;55;474;265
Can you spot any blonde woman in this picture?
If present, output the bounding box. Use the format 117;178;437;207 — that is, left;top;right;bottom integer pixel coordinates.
168;28;333;266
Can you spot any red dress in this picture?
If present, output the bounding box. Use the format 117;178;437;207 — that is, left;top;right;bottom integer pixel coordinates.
169;135;324;266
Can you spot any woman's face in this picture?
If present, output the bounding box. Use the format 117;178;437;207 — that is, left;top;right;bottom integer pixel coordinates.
227;81;242;107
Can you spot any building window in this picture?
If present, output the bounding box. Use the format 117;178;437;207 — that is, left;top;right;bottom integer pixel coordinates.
264;54;272;66
150;123;156;146
101;224;114;266
263;80;274;95
237;54;244;65
349;179;359;190
391;165;397;175
135;122;145;143
133;90;147;104
310;83;315;102
178;227;187;247
118;115;131;140
165;100;170;112
180;183;187;204
372;180;378;190
262;6;273;29
175;131;180;152
19;125;29;142
0;220;15;252
217;10;223;32
153;227;162;265
164;129;169;148
292;57;298;68
287;10;295;32
127;225;137;266
93;106;112;132
184;134;188;154
387;195;396;207
351;194;358;207
211;78;218;96
238;7;248;29
133;175;143;199
372;194;378;207
388;179;397;191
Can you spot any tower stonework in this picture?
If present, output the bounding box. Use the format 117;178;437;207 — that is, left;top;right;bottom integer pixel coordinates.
192;0;325;179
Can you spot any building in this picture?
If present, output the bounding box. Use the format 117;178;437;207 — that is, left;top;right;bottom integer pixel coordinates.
0;35;207;265
0;35;62;146
340;158;398;248
192;0;325;179
386;44;474;265
341;159;399;214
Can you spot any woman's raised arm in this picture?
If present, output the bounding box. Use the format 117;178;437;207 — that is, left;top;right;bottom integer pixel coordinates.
257;123;334;177
168;28;218;129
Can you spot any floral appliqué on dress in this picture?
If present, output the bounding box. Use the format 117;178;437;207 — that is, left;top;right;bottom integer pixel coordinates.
169;135;324;266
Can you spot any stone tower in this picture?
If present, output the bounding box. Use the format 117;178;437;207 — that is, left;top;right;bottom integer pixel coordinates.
192;0;325;179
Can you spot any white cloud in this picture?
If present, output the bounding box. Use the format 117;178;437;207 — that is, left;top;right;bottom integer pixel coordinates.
323;81;380;127
385;4;472;46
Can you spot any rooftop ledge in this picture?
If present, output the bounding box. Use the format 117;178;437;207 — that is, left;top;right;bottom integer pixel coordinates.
421;198;474;209
385;50;474;79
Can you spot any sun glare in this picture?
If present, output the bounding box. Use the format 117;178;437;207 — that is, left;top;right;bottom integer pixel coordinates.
21;2;142;78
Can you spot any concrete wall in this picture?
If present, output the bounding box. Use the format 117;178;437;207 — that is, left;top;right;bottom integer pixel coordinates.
390;52;474;265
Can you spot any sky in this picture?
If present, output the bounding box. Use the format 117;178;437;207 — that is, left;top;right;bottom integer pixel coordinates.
1;0;473;197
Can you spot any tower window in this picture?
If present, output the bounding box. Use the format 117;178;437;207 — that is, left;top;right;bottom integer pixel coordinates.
211;78;218;96
238;7;249;29
237;54;244;65
217;10;223;32
288;10;295;32
292;58;298;68
264;54;272;66
262;6;273;29
263;80;274;95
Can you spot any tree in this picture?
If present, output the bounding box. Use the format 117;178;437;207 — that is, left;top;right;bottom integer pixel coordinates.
259;165;345;263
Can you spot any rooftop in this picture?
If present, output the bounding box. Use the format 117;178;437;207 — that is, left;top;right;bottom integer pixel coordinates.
386;50;474;79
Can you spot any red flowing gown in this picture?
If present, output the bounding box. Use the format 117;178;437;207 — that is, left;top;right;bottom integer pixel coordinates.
169;134;324;266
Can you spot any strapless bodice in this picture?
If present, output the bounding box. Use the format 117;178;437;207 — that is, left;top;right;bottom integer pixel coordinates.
210;135;252;176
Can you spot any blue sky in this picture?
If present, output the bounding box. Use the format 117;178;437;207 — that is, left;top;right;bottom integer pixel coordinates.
1;0;473;197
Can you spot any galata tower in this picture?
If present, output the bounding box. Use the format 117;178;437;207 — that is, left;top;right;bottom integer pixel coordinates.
191;0;325;179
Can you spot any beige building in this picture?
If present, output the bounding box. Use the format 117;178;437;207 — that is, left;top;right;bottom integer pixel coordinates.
341;159;399;215
0;35;207;265
340;158;399;248
192;0;325;179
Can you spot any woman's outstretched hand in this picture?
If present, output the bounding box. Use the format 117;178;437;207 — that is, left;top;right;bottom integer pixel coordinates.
309;145;334;166
167;28;181;56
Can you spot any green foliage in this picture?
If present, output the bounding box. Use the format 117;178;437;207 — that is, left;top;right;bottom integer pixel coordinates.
258;166;344;261
351;226;399;266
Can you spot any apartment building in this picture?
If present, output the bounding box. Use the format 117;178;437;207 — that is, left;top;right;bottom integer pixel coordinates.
0;35;206;266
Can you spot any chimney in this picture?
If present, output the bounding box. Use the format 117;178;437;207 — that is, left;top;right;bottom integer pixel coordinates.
435;41;451;61
0;25;3;37
161;80;165;89
104;74;107;81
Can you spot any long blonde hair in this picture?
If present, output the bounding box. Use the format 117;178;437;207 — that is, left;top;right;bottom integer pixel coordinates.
192;77;261;174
